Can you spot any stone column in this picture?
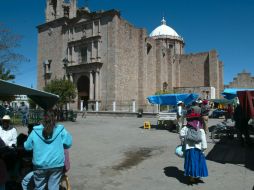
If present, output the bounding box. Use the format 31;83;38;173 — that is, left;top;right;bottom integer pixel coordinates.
90;42;95;62
95;101;99;111
89;71;94;100
95;70;99;100
69;73;73;82
98;20;100;34
80;100;84;111
67;47;69;60
71;46;74;63
68;29;70;41
97;41;101;62
132;100;136;112
92;21;94;36
113;101;116;112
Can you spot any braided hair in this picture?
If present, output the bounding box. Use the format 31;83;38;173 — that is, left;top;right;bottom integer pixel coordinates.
42;111;56;139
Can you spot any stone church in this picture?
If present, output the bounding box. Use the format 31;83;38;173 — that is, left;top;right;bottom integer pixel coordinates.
224;70;254;89
37;0;224;111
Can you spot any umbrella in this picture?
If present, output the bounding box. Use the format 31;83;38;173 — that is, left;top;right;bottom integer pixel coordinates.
222;88;254;100
147;93;199;106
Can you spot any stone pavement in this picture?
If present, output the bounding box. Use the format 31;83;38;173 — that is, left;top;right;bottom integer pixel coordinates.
17;116;254;190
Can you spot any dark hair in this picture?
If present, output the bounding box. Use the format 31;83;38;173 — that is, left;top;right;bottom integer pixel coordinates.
42;111;56;139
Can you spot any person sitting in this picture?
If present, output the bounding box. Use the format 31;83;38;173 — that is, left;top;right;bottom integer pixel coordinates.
0;115;18;188
21;148;71;190
24;111;72;190
0;115;17;148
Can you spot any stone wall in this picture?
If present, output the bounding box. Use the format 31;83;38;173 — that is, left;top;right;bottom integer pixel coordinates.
37;19;66;90
114;18;140;104
178;52;209;87
98;14;116;110
144;38;157;100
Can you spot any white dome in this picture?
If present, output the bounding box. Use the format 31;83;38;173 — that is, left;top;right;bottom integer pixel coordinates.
149;17;183;41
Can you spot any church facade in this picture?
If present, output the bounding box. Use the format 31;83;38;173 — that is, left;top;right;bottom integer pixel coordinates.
37;0;223;111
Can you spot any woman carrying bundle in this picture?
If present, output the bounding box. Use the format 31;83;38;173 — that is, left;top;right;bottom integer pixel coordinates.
179;107;208;183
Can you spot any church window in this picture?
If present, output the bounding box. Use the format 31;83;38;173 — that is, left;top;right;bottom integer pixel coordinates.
168;44;173;48
50;0;57;14
80;47;87;63
82;25;86;38
64;7;69;17
147;43;152;54
43;59;52;78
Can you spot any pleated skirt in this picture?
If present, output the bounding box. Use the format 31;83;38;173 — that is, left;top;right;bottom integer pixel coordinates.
184;148;208;178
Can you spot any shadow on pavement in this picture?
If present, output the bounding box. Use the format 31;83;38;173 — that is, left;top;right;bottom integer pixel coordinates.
206;138;254;171
163;166;188;184
163;166;206;185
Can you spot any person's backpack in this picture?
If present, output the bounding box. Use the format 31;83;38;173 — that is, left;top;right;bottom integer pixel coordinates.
185;122;202;143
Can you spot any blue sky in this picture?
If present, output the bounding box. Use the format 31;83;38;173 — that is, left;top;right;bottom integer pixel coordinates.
0;0;254;88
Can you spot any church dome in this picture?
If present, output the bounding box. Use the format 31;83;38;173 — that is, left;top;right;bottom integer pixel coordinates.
149;17;183;41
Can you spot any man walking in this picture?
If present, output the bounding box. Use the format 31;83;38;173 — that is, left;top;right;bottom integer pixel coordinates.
19;102;29;126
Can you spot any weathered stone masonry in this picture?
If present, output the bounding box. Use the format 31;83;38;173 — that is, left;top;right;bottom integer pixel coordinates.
37;0;223;111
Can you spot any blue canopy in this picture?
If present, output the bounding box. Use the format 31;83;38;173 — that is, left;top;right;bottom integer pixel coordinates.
147;93;199;106
222;88;254;100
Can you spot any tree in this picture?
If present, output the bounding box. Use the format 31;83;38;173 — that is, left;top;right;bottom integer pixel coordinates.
0;64;15;80
0;23;29;102
43;79;77;109
0;23;28;80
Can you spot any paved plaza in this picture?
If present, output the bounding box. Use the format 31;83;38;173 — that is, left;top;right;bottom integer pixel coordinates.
18;116;254;190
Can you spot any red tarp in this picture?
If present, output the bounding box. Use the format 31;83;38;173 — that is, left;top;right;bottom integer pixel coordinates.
237;91;254;119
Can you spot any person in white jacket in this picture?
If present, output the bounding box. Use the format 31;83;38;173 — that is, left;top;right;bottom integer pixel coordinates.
179;110;208;183
0;115;18;190
0;115;17;147
177;101;185;132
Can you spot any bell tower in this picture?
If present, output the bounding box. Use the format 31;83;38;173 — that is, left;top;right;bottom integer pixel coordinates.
46;0;64;22
69;0;77;19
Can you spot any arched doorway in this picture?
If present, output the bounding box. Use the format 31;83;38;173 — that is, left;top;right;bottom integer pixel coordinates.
77;76;89;110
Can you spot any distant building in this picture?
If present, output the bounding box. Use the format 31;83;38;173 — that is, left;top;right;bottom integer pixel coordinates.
37;0;223;111
10;95;29;110
224;70;254;89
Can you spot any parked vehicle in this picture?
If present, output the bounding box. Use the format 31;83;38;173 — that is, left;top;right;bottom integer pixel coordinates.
210;109;226;118
147;93;199;131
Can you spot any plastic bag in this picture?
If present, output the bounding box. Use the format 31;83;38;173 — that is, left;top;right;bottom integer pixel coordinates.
175;145;184;158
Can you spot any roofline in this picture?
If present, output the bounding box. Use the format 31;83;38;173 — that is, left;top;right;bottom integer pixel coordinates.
149;35;184;42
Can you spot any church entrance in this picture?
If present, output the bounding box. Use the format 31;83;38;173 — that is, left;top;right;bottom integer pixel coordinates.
77;75;89;110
